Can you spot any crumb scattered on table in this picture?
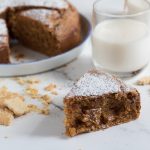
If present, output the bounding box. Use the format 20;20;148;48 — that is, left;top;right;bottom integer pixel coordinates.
0;78;57;126
44;83;57;92
40;95;51;105
15;53;25;61
51;91;58;95
0;85;52;126
0;108;14;126
0;87;28;125
14;77;40;85
28;104;50;115
136;76;150;85
26;78;40;84
25;87;39;98
44;83;58;95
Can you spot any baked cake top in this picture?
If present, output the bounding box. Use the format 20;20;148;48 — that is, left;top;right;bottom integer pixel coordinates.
66;70;133;98
0;0;69;14
20;9;61;28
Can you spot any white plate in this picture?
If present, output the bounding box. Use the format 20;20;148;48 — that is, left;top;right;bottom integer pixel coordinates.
0;15;91;77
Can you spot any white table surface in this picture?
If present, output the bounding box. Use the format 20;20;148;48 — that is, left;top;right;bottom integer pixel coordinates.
1;0;150;150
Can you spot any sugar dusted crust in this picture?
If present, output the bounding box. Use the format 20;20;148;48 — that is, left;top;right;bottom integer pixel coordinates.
66;70;134;98
0;0;68;13
64;70;141;137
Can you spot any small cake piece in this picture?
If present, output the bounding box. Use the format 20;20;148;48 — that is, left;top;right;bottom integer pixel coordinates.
0;19;10;63
0;88;28;116
64;70;141;137
136;76;150;85
0;108;14;126
3;95;29;116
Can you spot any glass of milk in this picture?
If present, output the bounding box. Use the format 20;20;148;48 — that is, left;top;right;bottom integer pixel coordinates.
92;0;150;78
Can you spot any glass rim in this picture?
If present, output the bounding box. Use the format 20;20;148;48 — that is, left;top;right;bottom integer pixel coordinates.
93;0;150;18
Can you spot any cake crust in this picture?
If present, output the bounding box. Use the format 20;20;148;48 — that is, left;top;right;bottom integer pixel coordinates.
64;70;141;136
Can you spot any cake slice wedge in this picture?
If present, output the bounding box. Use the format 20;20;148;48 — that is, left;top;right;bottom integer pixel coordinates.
64;70;141;137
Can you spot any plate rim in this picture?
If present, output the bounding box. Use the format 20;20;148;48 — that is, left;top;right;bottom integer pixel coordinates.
0;14;91;67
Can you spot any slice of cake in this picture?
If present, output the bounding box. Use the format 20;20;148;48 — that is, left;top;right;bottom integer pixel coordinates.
64;70;141;136
0;19;10;63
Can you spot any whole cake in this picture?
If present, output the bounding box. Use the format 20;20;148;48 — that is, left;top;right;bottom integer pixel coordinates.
0;0;81;63
64;70;141;136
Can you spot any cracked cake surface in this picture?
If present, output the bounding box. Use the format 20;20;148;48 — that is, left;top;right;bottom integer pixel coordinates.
64;70;141;136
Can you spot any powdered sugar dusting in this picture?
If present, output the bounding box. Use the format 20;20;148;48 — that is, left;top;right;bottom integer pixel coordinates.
0;19;8;36
67;70;132;97
21;9;60;28
0;0;68;11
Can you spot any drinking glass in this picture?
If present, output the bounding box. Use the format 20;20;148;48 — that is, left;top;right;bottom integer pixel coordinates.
92;0;150;78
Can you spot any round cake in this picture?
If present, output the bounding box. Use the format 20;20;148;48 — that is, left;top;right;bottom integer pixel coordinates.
0;0;81;63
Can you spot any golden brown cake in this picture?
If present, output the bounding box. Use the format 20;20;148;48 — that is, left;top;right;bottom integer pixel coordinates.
64;70;141;136
0;0;81;63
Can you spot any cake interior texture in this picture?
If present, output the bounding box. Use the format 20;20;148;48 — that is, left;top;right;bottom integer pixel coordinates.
64;70;141;136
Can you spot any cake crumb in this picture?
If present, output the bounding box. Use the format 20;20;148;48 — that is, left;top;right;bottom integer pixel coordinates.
136;76;150;85
15;53;25;61
4;96;29;116
25;87;39;98
67;128;77;137
51;91;58;95
0;85;51;126
0;108;14;126
0;88;29;116
28;104;42;113
44;83;57;92
14;77;25;85
40;95;51;104
26;78;40;84
14;77;40;85
0;86;8;94
41;107;50;115
28;104;50;115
